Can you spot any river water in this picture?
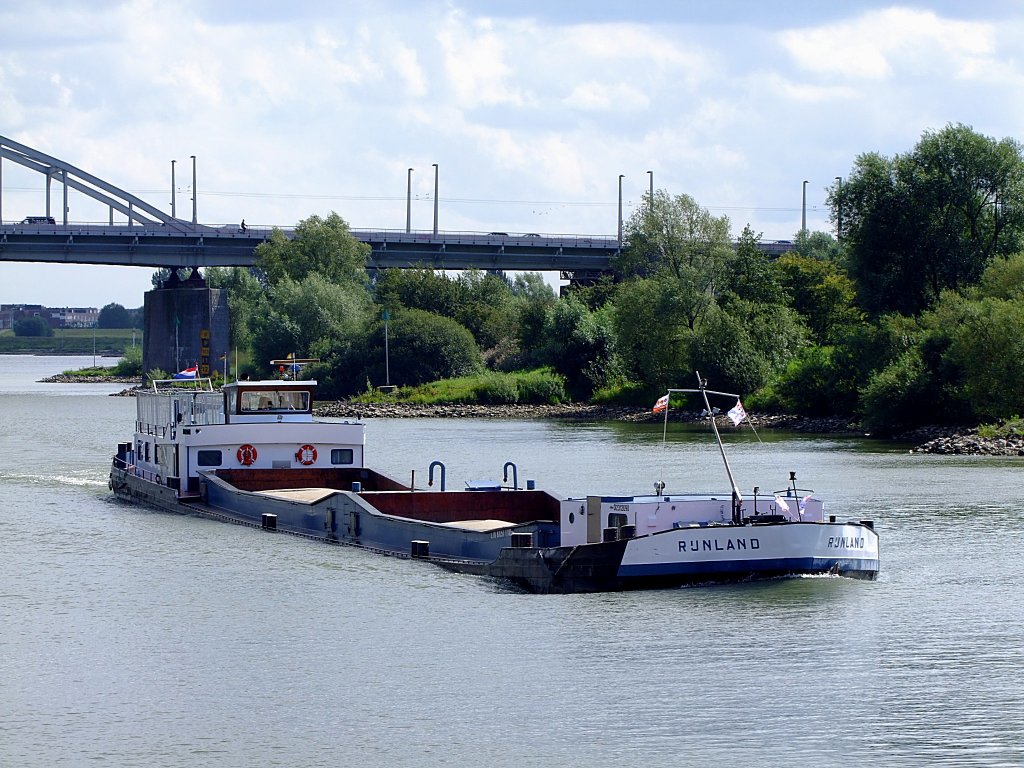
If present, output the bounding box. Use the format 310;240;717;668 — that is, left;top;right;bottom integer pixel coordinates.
1;355;1022;767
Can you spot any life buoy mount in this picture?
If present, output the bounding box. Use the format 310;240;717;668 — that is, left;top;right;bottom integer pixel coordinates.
237;444;258;466
295;444;317;465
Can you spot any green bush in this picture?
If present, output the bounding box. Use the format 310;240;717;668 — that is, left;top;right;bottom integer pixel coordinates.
14;316;53;337
477;373;519;405
859;350;932;433
514;369;568;405
113;344;143;376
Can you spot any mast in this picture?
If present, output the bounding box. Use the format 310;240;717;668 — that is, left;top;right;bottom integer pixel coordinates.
694;371;743;524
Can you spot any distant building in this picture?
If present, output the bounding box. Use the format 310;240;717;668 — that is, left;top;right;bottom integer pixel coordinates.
0;304;99;330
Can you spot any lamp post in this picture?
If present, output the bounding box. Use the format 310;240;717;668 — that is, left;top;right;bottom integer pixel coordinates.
834;176;842;240
647;170;654;215
801;179;808;233
617;174;624;245
191;155;197;224
406;168;413;233
432;163;439;236
171;160;176;218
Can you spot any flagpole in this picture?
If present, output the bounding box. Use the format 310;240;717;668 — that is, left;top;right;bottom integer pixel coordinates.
695;371;742;523
662;392;670;444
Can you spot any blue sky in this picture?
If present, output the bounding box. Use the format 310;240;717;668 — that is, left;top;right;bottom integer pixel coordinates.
2;0;1024;307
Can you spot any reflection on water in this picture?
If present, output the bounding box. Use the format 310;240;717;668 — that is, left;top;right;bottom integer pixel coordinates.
1;356;1022;767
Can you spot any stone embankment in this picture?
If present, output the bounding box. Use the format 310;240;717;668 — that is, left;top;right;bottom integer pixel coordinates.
314;400;861;432
909;429;1024;456
40;374;141;385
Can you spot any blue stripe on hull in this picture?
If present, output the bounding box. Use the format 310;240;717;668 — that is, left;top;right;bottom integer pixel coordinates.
618;557;879;579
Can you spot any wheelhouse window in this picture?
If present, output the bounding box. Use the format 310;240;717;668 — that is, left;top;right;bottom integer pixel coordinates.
331;448;354;465
239;389;310;413
196;450;223;467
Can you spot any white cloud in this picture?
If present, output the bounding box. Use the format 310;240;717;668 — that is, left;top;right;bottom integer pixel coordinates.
4;2;1024;305
779;7;996;80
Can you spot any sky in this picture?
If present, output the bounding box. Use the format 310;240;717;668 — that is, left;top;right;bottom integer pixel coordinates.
2;0;1024;308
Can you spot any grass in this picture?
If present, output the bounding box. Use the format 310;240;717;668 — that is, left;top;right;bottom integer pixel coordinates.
977;416;1024;438
351;369;569;405
0;328;142;355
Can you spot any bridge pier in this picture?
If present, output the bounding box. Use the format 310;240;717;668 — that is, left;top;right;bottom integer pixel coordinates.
142;270;229;378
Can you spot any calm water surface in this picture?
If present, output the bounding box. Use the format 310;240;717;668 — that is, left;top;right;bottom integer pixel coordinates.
1;355;1022;767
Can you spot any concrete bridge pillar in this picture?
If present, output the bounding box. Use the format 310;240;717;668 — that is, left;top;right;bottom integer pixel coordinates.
142;269;229;378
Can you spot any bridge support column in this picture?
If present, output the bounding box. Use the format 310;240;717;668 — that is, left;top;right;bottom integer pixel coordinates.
142;271;229;379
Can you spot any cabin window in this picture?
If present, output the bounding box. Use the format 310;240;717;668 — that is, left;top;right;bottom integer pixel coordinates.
196;450;223;467
608;512;628;528
331;448;354;465
239;390;310;413
145;442;150;462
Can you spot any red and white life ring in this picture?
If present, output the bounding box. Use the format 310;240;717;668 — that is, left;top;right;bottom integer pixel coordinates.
237;443;258;466
295;444;317;465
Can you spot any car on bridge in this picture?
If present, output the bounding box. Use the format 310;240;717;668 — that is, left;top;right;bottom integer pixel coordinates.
21;216;56;225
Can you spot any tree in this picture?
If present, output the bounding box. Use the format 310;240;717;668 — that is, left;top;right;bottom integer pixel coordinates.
774;253;861;344
535;295;617;398
722;224;787;306
612;277;694;391
374;267;463;318
615;191;733;330
248;273;373;376
355;308;482;390
834;124;1024;316
13;316;52;337
455;270;520;352
254;212;371;287
97;302;132;328
205;266;265;350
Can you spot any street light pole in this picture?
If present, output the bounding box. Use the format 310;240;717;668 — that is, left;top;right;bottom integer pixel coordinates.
432;163;439;236
191;155;197;224
801;179;808;233
647;170;654;215
406;168;413;233
617;174;624;245
171;160;176;218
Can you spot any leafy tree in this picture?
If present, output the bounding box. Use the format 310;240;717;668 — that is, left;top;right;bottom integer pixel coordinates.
690;306;769;395
254;212;370;287
249;274;373;376
723;225;787;306
535;295;617;398
794;230;844;264
834;124;1024;316
97;302;132;329
612;277;694;391
455;270;519;352
615;191;733;330
774;253;861;344
13;316;53;337
974;252;1024;300
942;294;1024;420
205;266;265;350
374;267;463;317
353;308;482;390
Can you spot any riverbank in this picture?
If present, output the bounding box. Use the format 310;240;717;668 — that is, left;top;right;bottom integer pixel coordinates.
40;373;141;385
315;399;861;430
49;376;1024;456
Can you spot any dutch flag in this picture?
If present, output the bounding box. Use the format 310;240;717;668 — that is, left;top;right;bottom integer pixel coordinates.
173;365;198;380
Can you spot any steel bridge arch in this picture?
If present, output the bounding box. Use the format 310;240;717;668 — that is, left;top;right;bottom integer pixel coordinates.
0;133;195;233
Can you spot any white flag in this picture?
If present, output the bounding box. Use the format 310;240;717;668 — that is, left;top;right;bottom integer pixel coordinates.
727;399;746;426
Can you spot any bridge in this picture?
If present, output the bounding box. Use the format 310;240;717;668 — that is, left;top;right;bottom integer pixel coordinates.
0;133;794;282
